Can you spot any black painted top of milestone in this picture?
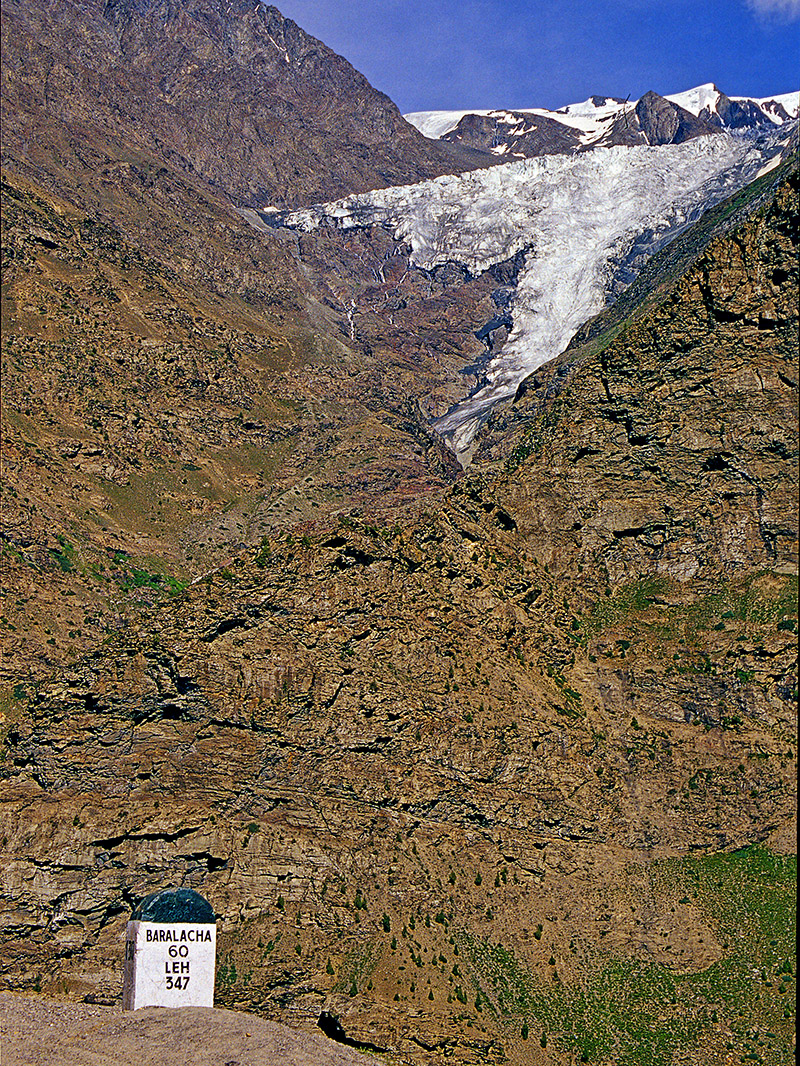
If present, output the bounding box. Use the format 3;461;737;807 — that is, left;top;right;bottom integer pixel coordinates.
131;888;216;924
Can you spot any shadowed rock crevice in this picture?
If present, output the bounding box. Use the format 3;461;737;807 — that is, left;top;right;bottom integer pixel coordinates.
317;1012;389;1054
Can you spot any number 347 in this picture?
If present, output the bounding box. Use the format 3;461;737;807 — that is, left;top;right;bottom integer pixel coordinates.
166;976;190;990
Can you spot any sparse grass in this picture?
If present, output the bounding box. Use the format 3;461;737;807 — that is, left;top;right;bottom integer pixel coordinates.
586;575;668;633
333;940;382;996
506;396;567;471
50;535;77;573
451;846;795;1065
586;572;797;648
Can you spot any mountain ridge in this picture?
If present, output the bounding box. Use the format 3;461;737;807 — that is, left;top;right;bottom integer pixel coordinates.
405;83;799;159
1;0;490;212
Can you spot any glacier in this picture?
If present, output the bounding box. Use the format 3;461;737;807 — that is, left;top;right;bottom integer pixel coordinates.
283;129;790;460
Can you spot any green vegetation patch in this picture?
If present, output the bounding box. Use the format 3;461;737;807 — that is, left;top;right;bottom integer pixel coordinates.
50;535;78;573
586;572;797;645
456;846;795;1065
679;574;799;638
587;575;669;634
110;551;186;595
455;932;535;1017
333;939;382;996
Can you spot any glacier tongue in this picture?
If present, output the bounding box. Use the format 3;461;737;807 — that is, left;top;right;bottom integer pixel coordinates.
284;132;784;459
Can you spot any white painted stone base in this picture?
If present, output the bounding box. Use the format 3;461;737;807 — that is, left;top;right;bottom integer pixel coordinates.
122;920;216;1010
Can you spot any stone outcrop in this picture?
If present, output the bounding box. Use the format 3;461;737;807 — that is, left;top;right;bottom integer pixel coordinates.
1;0;489;211
634;90;720;146
1;171;796;1066
442;110;581;157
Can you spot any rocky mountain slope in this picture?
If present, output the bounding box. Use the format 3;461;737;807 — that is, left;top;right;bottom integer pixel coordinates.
0;0;502;684
1;162;796;1066
1;0;487;211
1;1;797;1064
1;160;526;682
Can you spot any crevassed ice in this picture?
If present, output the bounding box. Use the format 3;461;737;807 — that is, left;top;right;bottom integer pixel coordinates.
284;132;782;459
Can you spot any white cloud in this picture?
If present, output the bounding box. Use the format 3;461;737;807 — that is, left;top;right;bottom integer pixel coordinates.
746;0;800;20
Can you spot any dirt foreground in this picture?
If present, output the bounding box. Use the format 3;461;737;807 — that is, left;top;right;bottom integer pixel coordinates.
0;993;370;1066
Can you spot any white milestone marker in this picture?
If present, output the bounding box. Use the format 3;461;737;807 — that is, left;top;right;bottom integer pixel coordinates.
122;888;217;1010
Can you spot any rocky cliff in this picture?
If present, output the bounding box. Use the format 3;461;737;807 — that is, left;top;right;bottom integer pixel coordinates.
1;168;796;1065
1;0;487;211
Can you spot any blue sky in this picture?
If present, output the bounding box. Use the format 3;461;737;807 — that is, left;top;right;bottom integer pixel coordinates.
272;0;800;113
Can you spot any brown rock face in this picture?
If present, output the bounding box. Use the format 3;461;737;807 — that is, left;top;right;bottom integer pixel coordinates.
1;174;796;1065
634;90;720;145
442;110;581;157
1;0;488;210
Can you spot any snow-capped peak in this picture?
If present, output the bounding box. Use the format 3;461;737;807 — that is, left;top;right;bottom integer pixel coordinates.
664;83;723;116
405;84;798;156
554;95;627;120
738;90;799;121
403;109;493;140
